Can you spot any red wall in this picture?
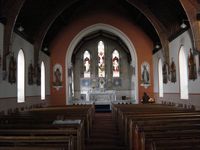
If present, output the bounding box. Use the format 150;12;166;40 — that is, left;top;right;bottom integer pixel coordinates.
50;11;154;105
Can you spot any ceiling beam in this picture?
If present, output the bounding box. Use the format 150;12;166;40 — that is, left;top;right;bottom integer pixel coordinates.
2;0;25;70
33;0;79;66
126;0;170;65
179;0;200;52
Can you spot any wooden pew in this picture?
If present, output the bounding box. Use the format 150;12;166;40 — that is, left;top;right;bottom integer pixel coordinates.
111;104;200;150
0;120;84;150
150;138;200;150
136;123;200;150
0;104;94;139
0;104;95;150
112;104;198;144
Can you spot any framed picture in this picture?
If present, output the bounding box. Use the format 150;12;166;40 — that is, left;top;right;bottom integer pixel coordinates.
53;64;63;90
141;62;150;88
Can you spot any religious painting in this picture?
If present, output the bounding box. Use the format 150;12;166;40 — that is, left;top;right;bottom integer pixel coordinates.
8;53;16;84
53;64;62;90
188;49;197;80
163;63;168;84
170;58;176;83
141;62;150;88
28;62;34;85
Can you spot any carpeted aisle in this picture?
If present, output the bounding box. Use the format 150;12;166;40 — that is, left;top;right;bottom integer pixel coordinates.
86;112;126;150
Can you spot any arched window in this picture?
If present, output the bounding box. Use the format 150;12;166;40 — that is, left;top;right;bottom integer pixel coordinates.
83;50;91;78
98;41;105;77
158;59;163;97
17;49;25;103
112;50;120;77
41;61;45;100
179;46;189;99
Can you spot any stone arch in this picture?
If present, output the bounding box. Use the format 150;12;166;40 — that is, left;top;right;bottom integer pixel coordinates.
65;23;139;104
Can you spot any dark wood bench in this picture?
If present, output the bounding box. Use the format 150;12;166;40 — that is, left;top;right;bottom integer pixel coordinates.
0;104;95;150
0;119;84;150
111;104;200;150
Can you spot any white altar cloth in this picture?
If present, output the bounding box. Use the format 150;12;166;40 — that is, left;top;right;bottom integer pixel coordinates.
88;90;116;105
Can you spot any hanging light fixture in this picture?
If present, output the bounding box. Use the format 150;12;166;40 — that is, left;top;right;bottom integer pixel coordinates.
180;21;187;29
17;25;24;32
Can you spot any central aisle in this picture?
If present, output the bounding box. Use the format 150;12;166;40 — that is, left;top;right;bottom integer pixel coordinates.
86;112;126;150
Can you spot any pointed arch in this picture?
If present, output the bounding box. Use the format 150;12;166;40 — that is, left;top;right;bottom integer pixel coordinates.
66;23;138;104
17;49;25;103
112;50;120;77
158;58;163;97
179;46;189;99
83;50;91;78
41;61;45;100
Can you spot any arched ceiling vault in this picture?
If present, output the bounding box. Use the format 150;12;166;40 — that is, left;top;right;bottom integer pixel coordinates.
179;0;200;53
1;0;198;70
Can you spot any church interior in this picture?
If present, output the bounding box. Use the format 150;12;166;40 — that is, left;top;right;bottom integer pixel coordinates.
0;0;200;149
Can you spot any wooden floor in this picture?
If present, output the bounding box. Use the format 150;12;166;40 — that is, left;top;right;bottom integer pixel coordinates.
86;112;126;150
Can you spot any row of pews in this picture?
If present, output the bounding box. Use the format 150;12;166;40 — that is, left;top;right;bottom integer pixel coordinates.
112;103;200;150
0;104;95;150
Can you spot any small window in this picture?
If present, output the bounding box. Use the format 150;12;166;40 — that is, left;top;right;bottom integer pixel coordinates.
83;51;91;78
112;50;120;77
17;49;25;103
179;46;189;99
98;41;105;77
158;59;163;97
41;61;45;100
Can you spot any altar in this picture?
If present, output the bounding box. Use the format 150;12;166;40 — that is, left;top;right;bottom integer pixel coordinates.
88;90;116;105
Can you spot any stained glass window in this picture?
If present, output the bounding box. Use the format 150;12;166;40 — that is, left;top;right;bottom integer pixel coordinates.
98;41;105;77
112;50;120;77
83;50;91;78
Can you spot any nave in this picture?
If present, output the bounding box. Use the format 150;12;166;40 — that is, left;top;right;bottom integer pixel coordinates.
0;103;200;150
86;112;126;150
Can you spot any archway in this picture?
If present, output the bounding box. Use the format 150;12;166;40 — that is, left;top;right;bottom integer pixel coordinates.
65;23;138;104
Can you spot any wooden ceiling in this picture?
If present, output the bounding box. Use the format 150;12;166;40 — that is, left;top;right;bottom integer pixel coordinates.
0;0;194;59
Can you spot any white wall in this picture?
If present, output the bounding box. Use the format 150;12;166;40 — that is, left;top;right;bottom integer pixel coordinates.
0;23;4;86
153;30;200;109
0;23;50;99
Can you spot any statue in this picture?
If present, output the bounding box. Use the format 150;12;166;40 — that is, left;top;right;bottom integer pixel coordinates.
8;53;16;84
54;68;62;86
142;65;149;84
170;58;176;83
188;49;197;80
